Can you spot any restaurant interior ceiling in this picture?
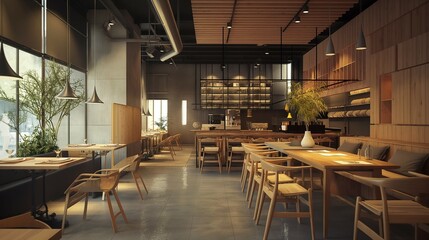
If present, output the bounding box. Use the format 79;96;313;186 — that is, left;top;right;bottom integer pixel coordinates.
72;0;378;64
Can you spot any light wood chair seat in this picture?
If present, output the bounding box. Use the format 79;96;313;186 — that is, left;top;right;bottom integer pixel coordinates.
278;183;308;196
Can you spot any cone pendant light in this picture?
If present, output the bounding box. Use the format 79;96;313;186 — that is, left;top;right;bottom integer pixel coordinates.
325;8;335;56
356;27;367;50
57;0;78;99
87;0;103;104
0;0;22;80
0;44;22;80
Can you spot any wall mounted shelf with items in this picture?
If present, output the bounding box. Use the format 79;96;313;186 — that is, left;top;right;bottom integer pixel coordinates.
327;88;370;118
200;79;272;109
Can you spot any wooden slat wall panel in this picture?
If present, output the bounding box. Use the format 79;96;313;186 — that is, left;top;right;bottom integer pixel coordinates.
304;0;429;144
410;64;428;125
397;32;429;70
391;69;411;125
112;103;141;145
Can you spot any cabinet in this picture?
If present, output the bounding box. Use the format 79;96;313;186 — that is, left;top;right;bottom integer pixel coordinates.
200;79;272;109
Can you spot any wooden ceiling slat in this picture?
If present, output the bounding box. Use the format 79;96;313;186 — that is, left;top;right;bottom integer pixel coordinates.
191;0;358;45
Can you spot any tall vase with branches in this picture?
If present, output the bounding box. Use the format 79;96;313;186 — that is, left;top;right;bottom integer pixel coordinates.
0;61;84;156
288;83;327;147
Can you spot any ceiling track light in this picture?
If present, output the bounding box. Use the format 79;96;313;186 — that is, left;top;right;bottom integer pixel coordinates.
302;4;309;14
294;16;301;23
227;22;232;29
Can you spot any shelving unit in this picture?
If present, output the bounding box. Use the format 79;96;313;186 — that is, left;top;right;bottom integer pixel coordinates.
200;79;272;109
325;88;370;136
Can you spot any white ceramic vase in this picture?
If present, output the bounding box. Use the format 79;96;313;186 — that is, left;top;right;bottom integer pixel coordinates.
301;131;315;148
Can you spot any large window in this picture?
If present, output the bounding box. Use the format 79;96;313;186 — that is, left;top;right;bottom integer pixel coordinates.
147;99;168;131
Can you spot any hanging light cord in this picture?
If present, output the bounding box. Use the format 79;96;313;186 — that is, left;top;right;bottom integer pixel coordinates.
93;0;96;87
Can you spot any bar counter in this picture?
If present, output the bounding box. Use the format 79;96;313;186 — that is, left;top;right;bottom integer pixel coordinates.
192;129;340;167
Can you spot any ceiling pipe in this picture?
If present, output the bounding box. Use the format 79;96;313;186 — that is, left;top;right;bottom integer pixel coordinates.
151;0;183;61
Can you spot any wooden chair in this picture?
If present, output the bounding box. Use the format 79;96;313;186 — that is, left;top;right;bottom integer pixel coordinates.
157;136;175;160
256;159;315;240
113;155;148;200
171;133;182;151
342;172;429;240
199;137;222;173
0;212;50;229
241;144;272;192
226;137;248;173
248;152;294;210
62;169;128;233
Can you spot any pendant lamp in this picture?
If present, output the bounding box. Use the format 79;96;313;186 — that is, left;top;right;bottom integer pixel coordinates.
0;0;22;80
325;8;335;56
57;0;78;99
86;0;103;104
287;112;293;119
146;109;152;117
356;1;367;50
246;109;252;118
356;26;367;50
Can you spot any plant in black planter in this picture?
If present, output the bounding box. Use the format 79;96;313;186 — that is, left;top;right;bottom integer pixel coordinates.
0;62;85;156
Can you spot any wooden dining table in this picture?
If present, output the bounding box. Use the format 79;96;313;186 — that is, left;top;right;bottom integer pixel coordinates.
264;141;399;239
0;228;61;240
0;157;88;227
63;143;126;168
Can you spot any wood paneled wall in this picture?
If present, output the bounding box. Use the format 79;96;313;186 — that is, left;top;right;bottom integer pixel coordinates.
303;0;429;144
112;103;141;144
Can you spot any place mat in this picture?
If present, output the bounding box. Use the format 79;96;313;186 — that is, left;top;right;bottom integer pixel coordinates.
36;158;74;164
334;160;372;165
0;157;34;164
68;144;94;147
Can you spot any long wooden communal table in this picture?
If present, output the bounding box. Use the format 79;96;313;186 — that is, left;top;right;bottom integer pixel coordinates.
265;141;399;239
192;130;339;167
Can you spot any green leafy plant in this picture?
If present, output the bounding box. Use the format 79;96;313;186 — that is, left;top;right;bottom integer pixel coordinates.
155;117;167;130
288;83;327;131
0;62;84;156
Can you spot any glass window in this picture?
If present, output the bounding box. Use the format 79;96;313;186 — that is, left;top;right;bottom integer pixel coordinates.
147;99;168;131
182;100;187;125
0;44;18;158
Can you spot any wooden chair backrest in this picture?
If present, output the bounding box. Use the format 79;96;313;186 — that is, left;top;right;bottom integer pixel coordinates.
99;170;120;191
113;154;139;172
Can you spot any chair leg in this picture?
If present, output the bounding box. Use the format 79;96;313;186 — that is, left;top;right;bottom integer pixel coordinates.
62;193;70;231
353;197;361;240
218;153;222;174
263;195;277;240
308;189;315;240
83;193;89;219
256;192;266;225
248;178;257;208
296;196;301;224
245;170;254;201
105;191;118;233
112;189;128;223
132;172;144;200
138;173;149;194
253;178;264;221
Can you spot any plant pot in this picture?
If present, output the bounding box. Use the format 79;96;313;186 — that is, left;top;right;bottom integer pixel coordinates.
301;131;315;148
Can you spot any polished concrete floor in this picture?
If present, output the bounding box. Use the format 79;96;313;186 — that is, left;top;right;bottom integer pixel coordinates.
49;146;415;240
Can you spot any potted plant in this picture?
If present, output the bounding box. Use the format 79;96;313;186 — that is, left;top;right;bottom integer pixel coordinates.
288;83;327;147
0;62;84;156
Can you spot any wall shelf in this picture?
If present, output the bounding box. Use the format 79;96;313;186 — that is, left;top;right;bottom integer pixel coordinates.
201;78;272;109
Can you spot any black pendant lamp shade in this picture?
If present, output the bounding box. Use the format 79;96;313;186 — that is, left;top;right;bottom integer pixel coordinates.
325;37;335;56
146;109;152;116
356;27;367;50
0;43;22;80
86;86;103;104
